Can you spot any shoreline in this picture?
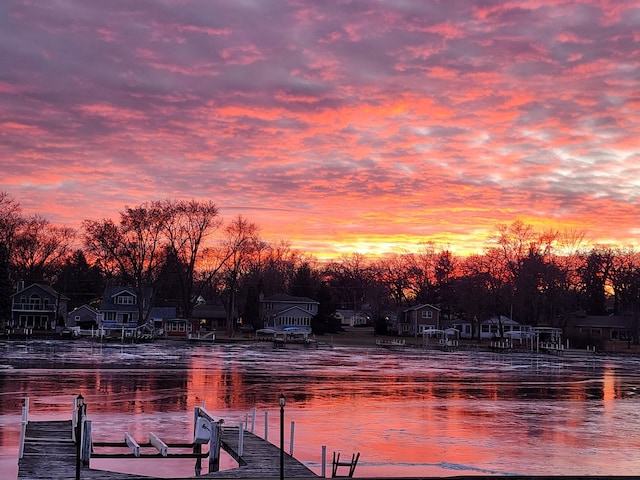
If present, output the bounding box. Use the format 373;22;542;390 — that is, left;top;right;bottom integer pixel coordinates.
4;327;640;356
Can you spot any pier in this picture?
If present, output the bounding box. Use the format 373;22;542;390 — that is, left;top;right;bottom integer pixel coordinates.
17;397;319;480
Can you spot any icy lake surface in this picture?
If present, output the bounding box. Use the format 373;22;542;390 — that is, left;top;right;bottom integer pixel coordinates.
2;340;640;478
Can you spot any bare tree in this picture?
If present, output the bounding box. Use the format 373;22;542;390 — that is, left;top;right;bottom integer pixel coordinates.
324;253;373;311
610;247;640;343
83;203;166;325
0;192;23;259
373;254;412;308
12;214;75;284
157;199;222;318
219;215;261;335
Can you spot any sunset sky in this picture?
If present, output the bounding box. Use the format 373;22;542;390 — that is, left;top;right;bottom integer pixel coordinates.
1;1;639;258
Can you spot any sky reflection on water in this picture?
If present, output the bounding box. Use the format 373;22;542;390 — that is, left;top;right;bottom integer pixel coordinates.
2;340;640;478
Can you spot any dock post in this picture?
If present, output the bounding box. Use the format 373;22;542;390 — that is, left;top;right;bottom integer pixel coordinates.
251;407;256;433
193;406;202;476
321;445;326;478
264;410;269;441
238;422;244;456
82;421;92;465
18;397;29;459
289;420;295;455
75;394;85;480
209;420;221;472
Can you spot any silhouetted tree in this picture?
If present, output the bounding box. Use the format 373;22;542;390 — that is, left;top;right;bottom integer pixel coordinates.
12;214;75;284
54;250;105;309
312;282;340;334
580;247;613;315
243;285;261;329
289;262;318;299
158;199;222;318
83;203;166;325
0;243;12;326
0;191;22;250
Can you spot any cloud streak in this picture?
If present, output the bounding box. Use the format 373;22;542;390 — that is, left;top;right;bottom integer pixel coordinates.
1;0;639;257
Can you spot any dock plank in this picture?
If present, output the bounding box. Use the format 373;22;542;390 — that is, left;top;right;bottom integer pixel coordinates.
216;426;317;478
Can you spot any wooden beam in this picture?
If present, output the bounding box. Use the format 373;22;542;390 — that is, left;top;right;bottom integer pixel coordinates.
124;433;140;457
149;432;168;457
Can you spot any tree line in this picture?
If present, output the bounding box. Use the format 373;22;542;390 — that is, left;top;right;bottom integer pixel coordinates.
1;191;639;340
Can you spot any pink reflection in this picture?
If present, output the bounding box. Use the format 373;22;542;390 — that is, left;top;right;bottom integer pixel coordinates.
4;344;640;478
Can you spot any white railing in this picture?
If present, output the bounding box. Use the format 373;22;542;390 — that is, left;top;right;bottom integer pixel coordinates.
12;302;56;312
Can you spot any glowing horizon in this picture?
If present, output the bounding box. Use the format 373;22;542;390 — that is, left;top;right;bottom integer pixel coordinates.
1;1;639;259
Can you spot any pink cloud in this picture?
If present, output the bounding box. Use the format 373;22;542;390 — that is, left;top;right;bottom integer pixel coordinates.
0;0;638;257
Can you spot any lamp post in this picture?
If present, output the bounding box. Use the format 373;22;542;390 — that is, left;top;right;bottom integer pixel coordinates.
75;394;84;480
279;393;285;480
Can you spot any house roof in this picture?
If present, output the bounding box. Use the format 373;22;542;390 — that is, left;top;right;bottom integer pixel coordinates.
67;304;98;316
273;305;315;318
403;303;440;313
150;306;177;320
12;282;69;300
483;315;519;325
262;293;318;304
100;285;152;311
569;315;629;328
192;303;227;319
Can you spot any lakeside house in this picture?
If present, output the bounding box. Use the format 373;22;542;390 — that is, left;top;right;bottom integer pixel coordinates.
191;302;229;331
66;304;99;329
10;282;68;332
445;316;534;341
163;317;200;338
478;315;533;340
260;293;318;329
565;312;637;344
96;286;154;338
336;309;369;327
398;304;441;336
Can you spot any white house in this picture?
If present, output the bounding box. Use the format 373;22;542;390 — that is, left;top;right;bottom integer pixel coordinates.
479;315;533;340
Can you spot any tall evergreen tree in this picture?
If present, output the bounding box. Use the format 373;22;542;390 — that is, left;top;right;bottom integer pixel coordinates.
0;243;12;327
55;250;105;309
243;285;261;329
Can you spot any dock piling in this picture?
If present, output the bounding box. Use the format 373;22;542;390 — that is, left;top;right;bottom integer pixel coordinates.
18;397;29;459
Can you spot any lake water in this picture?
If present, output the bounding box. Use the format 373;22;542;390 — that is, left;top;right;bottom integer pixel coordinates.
2;339;640;478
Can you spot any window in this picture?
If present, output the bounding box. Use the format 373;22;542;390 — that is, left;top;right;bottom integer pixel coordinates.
422;310;433;319
116;295;135;305
29;294;41;307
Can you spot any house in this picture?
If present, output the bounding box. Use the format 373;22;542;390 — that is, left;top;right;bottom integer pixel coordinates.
447;319;474;340
260;293;319;329
149;306;178;332
66;304;99;329
10;283;69;331
479;315;533;340
399;304;440;337
336;309;369;327
191;303;228;331
97;286;152;336
565;314;634;343
163;317;200;338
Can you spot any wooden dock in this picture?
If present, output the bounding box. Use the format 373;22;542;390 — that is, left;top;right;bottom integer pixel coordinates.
217;426;317;478
18;419;318;479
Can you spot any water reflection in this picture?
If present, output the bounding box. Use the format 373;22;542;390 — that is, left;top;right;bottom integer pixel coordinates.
2;340;640;478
